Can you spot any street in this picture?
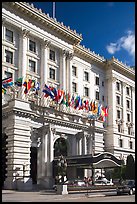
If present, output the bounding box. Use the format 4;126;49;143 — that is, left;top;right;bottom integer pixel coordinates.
2;190;135;202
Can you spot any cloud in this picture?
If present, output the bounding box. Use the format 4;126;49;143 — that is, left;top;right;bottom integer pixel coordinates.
106;30;135;59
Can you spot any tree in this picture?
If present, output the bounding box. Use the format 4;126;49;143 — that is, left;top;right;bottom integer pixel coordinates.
125;154;135;180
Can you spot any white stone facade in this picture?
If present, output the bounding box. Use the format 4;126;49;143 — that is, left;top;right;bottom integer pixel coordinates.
2;2;135;190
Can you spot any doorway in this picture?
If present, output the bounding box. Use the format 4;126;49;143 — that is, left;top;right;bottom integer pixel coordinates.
30;146;37;184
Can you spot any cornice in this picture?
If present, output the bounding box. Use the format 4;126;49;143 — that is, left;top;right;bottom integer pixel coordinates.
2;2;82;45
74;44;105;64
106;57;135;79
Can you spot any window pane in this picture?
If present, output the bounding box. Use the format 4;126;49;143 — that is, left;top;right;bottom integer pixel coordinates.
29;40;36;52
96;91;99;100
96;76;99;85
50;50;55;61
72;82;76;93
5;50;13;64
49;68;55;80
84;87;89;96
29;60;36;72
6;28;13;42
72;66;77;76
84;72;89;81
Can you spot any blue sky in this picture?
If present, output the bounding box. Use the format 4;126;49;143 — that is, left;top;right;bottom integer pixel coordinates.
31;2;135;67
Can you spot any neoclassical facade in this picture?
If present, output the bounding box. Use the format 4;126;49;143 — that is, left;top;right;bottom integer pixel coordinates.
2;2;135;190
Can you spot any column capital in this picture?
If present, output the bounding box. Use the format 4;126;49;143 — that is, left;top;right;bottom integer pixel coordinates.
21;29;30;38
2;17;6;25
43;38;51;48
67;52;74;60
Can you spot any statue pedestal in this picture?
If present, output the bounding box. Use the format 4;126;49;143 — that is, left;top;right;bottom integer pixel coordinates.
56;184;68;195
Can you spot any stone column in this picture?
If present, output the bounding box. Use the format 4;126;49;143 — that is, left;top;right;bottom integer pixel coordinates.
66;52;73;93
40;39;51;86
18;29;30;99
61;50;67;90
131;87;135;134
4;111;32;190
122;82;127;134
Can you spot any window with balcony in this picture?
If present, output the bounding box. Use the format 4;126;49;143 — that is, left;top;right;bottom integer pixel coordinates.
95;76;99;85
96;91;99;100
5;50;13;64
84;71;89;81
72;66;77;76
49;50;55;61
84;87;89;97
29;40;36;53
5;28;13;43
72;82;77;93
49;68;55;80
29;60;36;72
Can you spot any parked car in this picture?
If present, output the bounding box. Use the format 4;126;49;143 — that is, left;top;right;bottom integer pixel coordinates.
95;177;114;186
116;180;135;195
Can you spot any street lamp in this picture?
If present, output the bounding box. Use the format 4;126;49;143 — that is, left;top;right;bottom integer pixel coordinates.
57;155;67;184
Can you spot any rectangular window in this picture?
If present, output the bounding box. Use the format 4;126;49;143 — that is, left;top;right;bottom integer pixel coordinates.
96;91;99;100
5;28;13;42
5;71;12;79
84;87;89;97
127;113;130;122
126;100;130;109
102;95;104;101
29;60;36;72
29;40;36;53
102;81;104;86
116;95;120;105
5;50;13;64
49;50;55;61
116;81;120;91
118;124;121;132
117;110;121;119
72;66;77;76
128;127;131;135
119;139;123;148
84;71;89;81
126;87;130;95
95;76;99;85
72;82;77;93
49;68;55;80
129;141;133;149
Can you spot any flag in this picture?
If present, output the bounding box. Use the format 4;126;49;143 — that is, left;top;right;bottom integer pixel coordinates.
42;84;54;99
15;77;23;87
57;89;64;104
2;77;13;88
104;106;108;117
2;86;6;94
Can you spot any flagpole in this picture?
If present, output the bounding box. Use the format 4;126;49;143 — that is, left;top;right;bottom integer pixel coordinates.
53;2;55;18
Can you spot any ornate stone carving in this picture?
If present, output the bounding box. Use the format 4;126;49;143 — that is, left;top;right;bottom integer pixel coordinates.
43;39;51;48
22;29;30;38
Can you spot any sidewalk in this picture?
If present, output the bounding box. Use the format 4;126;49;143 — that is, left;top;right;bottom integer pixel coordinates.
2;189;107;202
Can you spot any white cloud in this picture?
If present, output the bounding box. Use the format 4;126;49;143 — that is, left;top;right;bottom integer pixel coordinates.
106;30;135;60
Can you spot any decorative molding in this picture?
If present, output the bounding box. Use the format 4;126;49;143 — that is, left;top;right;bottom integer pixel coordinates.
22;29;30;38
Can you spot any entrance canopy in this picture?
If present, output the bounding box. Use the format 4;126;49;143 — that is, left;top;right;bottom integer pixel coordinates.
65;152;122;168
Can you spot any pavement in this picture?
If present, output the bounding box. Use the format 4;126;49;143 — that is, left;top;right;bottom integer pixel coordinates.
2;188;116;202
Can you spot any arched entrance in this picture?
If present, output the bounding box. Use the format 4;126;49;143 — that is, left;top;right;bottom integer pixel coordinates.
54;137;68;157
53;137;68;183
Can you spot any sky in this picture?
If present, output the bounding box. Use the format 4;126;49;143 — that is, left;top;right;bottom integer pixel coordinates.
30;2;135;67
